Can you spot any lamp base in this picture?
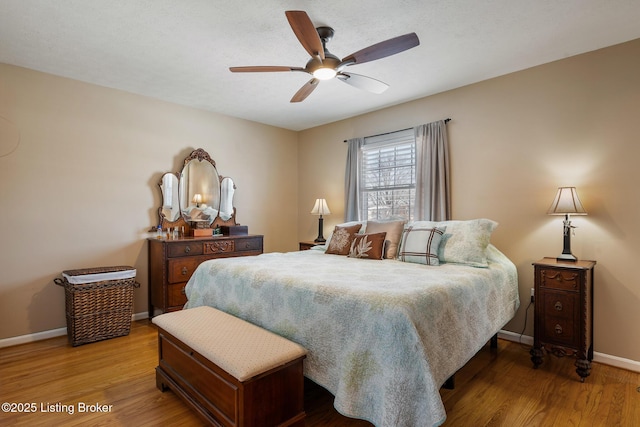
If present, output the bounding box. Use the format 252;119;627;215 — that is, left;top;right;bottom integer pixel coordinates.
556;253;578;262
557;215;578;262
314;215;326;244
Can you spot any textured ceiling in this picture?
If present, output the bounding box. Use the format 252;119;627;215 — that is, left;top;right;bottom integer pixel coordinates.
1;0;640;131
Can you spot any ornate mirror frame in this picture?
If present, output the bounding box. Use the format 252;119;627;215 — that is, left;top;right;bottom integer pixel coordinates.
154;148;237;234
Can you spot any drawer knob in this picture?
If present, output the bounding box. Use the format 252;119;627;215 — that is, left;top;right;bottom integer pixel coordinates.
555;324;563;335
181;287;186;295
181;267;188;275
554;301;563;311
184;246;191;253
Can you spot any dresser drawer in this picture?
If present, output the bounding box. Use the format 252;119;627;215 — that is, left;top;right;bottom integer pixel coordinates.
204;239;235;255
235;236;263;253
167;242;204;258
539;268;581;291
167;283;188;307
168;258;202;284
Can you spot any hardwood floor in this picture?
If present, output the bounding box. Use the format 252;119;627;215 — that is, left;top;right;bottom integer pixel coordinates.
1;320;638;426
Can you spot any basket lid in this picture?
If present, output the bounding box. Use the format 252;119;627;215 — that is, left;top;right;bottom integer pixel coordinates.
62;266;136;284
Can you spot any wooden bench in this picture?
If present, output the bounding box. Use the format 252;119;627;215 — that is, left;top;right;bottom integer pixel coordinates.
152;306;307;427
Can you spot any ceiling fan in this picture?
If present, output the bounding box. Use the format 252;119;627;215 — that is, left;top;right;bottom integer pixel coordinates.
229;10;420;103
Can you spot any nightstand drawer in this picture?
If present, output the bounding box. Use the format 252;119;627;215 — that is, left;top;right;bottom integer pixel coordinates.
299;241;318;251
541;291;576;320
539;268;581;291
541;316;579;347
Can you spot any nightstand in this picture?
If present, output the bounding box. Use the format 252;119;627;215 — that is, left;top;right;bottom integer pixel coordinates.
530;257;596;382
299;241;320;251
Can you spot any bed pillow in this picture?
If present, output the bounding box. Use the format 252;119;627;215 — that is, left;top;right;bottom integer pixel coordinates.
325;224;363;255
410;219;498;267
322;221;366;250
364;220;406;259
348;232;387;260
398;226;446;266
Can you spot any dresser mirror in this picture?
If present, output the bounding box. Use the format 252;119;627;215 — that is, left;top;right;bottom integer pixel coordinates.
154;148;237;233
219;177;235;221
160;173;181;222
179;149;221;225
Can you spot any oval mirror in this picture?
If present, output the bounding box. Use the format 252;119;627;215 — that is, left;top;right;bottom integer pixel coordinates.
160;172;181;222
219;177;236;221
179;151;221;225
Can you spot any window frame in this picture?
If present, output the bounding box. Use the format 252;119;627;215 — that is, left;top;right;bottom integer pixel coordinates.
359;129;415;221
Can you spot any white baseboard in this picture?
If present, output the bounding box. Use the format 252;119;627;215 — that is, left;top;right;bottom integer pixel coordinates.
0;327;68;349
592;351;640;373
498;329;640;373
498;329;533;346
0;312;150;349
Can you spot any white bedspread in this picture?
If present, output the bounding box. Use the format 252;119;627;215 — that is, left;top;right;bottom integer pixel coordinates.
184;245;519;426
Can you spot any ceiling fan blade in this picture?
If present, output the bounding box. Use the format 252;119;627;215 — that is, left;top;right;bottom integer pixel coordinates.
337;72;389;94
229;66;305;73
291;78;319;103
341;33;419;66
285;10;324;60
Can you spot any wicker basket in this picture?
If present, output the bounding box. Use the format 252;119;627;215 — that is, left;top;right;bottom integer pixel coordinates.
54;266;138;346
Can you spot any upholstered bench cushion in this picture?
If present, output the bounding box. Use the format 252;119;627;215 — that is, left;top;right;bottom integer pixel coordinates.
152;306;307;381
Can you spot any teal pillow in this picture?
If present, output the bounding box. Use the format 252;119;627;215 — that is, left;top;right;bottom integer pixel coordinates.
398;226;446;266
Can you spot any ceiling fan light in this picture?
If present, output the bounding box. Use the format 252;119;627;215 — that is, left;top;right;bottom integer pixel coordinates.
313;67;337;80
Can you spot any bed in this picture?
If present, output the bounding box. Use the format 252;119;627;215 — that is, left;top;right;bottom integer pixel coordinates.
183;219;519;426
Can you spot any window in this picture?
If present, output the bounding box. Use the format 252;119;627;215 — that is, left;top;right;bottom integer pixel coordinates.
360;129;415;221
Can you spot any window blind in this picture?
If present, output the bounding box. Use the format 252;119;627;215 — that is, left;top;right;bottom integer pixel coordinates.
360;129;415;221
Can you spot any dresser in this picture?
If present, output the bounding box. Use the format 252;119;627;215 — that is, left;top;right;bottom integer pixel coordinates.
148;235;263;316
530;257;596;381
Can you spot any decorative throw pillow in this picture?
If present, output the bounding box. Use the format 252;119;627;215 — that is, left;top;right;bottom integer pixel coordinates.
348;232;387;260
398;226;446;265
409;219;498;267
325;224;363;255
322;221;366;250
364;220;406;259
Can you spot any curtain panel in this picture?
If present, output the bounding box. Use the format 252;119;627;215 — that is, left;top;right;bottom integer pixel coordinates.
414;120;451;221
344;137;364;222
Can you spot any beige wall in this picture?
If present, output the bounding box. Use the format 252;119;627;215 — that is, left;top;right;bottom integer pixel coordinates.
2;38;639;364
0;64;299;340
297;39;640;363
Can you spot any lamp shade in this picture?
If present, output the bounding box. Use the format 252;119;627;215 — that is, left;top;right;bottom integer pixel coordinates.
547;187;587;216
310;198;331;216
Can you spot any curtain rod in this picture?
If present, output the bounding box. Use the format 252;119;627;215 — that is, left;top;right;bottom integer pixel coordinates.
343;118;451;143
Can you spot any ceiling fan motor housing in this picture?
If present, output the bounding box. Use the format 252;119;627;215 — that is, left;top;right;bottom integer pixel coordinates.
305;26;341;78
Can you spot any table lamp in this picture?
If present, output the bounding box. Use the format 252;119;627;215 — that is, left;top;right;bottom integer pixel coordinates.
310;198;331;243
547;187;587;262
